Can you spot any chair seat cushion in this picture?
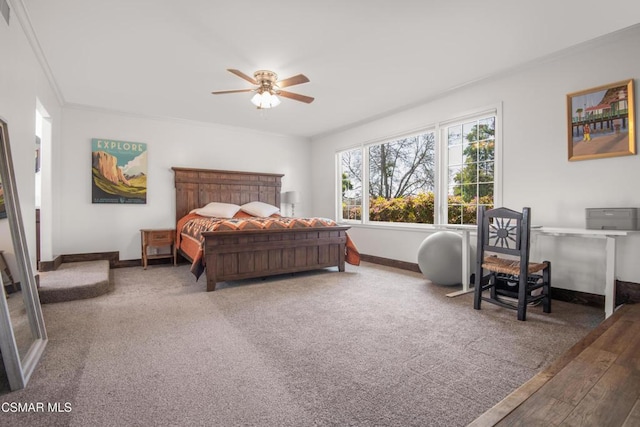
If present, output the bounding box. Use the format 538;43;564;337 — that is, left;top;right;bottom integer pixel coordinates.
482;256;548;275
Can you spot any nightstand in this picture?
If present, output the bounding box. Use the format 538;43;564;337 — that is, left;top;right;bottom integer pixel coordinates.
140;229;177;269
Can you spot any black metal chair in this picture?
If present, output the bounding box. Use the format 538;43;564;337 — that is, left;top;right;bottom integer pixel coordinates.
473;206;551;321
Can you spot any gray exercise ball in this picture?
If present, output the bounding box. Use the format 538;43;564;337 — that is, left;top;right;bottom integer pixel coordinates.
418;231;463;286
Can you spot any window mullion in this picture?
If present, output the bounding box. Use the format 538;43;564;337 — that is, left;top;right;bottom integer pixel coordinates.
435;125;445;225
362;146;370;223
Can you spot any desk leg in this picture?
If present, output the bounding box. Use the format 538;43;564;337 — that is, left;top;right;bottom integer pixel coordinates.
446;230;474;298
604;236;616;319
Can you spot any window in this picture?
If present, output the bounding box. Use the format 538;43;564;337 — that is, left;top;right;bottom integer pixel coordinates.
367;131;435;223
339;148;362;221
445;115;495;224
338;130;436;224
337;109;498;226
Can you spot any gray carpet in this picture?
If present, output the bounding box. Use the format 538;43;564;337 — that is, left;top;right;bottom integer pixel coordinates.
0;262;603;426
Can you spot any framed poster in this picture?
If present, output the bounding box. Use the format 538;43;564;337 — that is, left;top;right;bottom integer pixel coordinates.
91;138;147;204
567;79;635;161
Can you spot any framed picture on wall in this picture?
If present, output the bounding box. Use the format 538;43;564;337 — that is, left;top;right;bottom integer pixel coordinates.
91;138;148;204
566;79;635;161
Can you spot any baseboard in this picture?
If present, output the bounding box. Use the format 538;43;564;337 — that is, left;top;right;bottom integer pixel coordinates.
115;259;142;268
550;288;605;308
551;283;640;308
40;250;182;270
38;255;63;272
61;251;119;267
115;258;176;268
360;253;420;273
615;281;640;305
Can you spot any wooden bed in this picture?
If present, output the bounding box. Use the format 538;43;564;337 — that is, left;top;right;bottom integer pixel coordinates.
173;167;351;291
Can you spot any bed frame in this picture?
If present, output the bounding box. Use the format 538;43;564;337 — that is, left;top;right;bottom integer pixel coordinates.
172;167;350;291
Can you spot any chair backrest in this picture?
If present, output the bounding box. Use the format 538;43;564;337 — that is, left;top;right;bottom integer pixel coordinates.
477;206;531;269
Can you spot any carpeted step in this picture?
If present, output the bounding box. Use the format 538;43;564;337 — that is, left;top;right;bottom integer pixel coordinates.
38;260;112;304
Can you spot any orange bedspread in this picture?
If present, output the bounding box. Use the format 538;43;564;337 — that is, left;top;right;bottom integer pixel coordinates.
176;213;360;279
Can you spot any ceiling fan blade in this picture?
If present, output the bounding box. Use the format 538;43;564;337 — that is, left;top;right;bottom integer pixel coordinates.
211;89;254;95
277;90;314;104
227;69;258;85
276;74;310;88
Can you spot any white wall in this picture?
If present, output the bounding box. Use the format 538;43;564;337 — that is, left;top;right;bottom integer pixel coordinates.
311;25;640;294
56;108;310;260
0;6;61;276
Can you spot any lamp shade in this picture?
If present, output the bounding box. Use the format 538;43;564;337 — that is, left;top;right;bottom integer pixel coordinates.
251;91;280;109
283;191;300;204
251;92;262;107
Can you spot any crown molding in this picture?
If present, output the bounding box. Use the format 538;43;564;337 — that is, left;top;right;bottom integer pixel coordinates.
9;0;65;106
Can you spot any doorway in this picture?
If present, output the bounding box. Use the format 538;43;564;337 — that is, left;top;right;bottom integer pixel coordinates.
35;102;52;269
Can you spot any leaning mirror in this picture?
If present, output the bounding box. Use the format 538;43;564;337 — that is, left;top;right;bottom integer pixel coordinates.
0;117;47;391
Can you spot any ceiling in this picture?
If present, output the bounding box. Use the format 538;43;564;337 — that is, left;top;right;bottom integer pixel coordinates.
17;0;640;138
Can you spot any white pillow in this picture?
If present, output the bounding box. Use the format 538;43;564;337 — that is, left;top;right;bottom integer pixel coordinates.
190;202;241;218
240;201;280;217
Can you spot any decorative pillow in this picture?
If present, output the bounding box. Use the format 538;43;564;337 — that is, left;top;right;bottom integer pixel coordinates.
190;202;241;218
240;201;280;217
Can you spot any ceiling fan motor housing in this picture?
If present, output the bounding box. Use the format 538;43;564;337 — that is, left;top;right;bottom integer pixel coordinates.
254;70;278;92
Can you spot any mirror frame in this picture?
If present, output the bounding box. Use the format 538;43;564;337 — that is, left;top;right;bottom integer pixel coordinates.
0;117;47;390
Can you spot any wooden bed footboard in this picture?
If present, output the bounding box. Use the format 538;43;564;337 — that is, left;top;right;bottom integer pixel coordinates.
202;226;350;291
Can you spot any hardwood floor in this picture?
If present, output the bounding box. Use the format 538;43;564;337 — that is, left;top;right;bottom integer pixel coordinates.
470;303;640;426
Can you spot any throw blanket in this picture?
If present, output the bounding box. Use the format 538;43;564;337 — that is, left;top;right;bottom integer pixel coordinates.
176;213;360;279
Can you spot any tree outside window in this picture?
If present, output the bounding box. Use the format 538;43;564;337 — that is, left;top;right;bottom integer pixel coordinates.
447;116;495;224
368;132;435;223
339;149;362;220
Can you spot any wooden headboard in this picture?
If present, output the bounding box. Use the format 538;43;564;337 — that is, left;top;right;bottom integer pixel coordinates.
172;167;284;220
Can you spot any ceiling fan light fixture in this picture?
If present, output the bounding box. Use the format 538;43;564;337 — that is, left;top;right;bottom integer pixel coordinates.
213;69;312;107
250;92;263;107
270;93;281;107
251;90;280;109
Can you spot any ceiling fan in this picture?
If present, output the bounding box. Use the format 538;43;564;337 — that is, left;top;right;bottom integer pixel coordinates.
212;69;314;109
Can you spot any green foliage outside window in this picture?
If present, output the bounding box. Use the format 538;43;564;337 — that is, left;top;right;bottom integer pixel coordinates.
342;193;493;224
341;172;353;197
451;123;495;202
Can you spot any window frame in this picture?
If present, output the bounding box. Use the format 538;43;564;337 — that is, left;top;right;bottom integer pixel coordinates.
437;106;502;225
335;104;502;227
336;143;366;224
